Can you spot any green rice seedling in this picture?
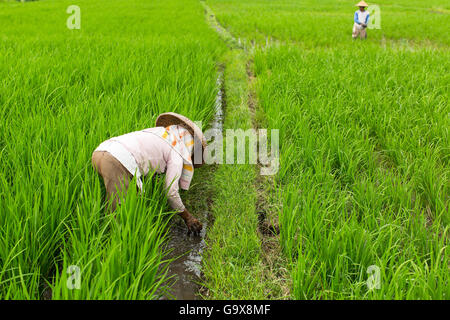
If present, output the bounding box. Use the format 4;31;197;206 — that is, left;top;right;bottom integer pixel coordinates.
253;43;448;299
50;176;174;299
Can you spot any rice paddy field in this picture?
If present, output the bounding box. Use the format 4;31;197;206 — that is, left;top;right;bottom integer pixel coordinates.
0;0;448;300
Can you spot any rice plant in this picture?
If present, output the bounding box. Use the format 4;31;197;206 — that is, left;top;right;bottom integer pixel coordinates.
253;44;449;299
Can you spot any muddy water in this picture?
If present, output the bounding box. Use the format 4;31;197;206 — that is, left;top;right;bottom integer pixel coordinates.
162;217;209;300
162;73;223;300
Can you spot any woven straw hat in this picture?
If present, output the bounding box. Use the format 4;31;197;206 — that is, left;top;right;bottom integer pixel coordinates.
155;112;207;167
355;1;368;7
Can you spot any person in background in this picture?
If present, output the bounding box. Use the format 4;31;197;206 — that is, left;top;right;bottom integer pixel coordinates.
352;1;370;40
91;112;206;235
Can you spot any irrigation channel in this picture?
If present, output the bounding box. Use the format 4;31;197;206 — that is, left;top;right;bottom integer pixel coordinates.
162;73;224;300
163;1;266;300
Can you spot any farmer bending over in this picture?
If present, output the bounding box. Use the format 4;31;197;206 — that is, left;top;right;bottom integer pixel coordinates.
92;112;205;235
352;1;370;40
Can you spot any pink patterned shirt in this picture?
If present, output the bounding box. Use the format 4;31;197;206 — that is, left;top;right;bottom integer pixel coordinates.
95;126;189;212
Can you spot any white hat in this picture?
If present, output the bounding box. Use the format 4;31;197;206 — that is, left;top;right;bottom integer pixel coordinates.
355;1;369;7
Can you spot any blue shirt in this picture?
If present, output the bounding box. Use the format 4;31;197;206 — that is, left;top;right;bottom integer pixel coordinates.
354;10;370;24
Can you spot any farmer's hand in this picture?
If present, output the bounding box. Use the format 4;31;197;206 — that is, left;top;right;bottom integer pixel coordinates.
186;216;203;236
181;209;203;236
362;23;367;28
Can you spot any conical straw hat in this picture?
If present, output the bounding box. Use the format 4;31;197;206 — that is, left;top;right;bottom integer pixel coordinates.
156;112;207;167
355;1;368;7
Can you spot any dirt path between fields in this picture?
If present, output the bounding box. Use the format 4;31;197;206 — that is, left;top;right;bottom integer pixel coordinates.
198;1;290;299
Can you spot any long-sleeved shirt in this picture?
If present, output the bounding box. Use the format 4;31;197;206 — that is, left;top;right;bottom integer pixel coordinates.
354;10;370;26
95;126;189;212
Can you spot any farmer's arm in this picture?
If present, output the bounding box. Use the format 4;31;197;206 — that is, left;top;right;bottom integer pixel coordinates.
365;13;370;24
165;154;185;212
165;154;203;234
354;12;360;24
